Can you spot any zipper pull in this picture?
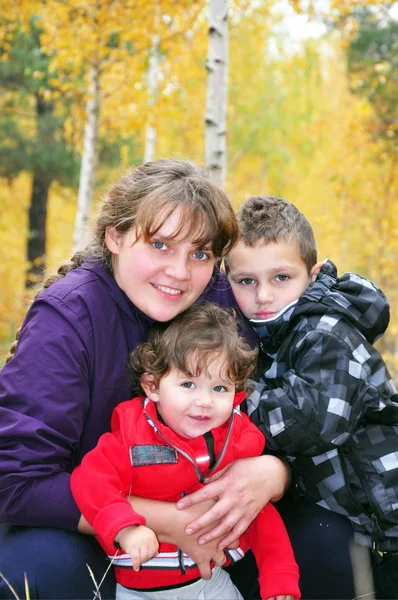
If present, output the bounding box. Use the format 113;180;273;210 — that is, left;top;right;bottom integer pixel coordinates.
371;513;380;553
178;491;187;575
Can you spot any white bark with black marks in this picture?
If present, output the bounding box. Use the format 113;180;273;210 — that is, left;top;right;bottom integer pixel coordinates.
144;34;160;163
205;0;228;187
73;61;100;252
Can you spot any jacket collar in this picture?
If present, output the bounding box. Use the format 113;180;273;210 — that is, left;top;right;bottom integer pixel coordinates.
141;391;245;481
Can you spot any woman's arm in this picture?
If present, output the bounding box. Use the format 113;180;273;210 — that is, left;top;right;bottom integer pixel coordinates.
175;454;291;549
125;497;229;580
0;298;92;529
77;514;95;534
77;493;230;579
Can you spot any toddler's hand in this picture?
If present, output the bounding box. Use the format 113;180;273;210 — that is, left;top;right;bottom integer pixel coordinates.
266;596;294;600
115;525;159;572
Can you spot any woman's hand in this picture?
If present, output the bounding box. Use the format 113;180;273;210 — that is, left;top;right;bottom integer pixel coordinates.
169;519;228;580
176;455;290;549
127;496;228;580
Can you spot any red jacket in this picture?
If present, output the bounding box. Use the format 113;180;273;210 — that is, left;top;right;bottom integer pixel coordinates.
71;394;300;599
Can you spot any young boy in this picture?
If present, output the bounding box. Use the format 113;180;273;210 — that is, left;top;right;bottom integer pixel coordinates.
226;195;398;595
71;303;300;600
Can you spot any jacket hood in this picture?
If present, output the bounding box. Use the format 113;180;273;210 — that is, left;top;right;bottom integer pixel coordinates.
251;260;390;352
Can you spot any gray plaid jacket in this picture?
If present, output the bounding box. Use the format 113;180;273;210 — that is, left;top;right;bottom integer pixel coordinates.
247;260;398;551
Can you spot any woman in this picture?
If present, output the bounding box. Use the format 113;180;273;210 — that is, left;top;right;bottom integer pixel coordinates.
0;159;288;599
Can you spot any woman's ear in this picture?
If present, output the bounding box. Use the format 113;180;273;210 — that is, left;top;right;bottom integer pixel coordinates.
310;261;324;282
141;373;160;402
105;226;122;254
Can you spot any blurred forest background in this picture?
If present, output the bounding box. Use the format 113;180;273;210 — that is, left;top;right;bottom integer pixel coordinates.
0;0;397;373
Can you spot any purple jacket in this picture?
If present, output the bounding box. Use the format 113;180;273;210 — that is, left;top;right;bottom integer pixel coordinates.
0;262;239;530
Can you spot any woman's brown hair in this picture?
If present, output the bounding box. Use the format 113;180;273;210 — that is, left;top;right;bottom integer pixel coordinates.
6;159;238;363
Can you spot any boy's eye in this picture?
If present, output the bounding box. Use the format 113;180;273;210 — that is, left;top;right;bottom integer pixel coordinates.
152;241;167;251
214;385;228;392
182;381;195;389
275;274;290;282
239;278;255;286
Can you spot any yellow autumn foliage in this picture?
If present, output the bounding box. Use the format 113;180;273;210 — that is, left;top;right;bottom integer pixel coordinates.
0;175;77;343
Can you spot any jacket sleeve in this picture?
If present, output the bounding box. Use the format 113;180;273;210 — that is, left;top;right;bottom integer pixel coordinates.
248;503;301;600
229;412;266;458
0;297;93;529
71;430;145;549
249;329;383;456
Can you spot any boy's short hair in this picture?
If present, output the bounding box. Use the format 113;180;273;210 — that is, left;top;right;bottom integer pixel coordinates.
129;303;258;396
235;195;317;273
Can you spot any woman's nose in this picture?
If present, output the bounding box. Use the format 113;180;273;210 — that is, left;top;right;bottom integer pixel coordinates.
165;255;191;281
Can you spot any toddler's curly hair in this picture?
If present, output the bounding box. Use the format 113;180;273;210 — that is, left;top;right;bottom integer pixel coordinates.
129;303;258;396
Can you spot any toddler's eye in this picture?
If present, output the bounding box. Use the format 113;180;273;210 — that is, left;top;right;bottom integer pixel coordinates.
214;385;227;392
275;274;289;282
182;381;195;389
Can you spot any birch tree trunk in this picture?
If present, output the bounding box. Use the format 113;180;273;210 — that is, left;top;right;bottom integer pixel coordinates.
73;61;100;252
205;0;228;188
144;34;160;163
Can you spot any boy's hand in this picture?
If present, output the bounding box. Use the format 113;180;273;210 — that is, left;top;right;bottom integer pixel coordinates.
115;525;159;572
266;596;294;600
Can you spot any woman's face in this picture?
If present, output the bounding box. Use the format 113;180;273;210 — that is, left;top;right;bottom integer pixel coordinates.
105;209;216;322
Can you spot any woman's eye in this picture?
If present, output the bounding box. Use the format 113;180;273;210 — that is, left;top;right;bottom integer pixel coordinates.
193;251;209;261
152;241;167;251
239;278;255;286
182;381;195;389
275;274;289;282
214;385;227;392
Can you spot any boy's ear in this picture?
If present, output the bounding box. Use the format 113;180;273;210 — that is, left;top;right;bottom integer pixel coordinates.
105;226;122;254
141;373;160;402
310;261;324;282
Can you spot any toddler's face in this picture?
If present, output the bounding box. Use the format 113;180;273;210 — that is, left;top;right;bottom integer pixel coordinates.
141;354;236;439
228;240;318;321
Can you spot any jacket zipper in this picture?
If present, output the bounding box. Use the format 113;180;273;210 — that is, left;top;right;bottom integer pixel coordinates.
143;403;236;574
206;412;236;477
178;492;187;575
143;406;236;482
339;447;382;552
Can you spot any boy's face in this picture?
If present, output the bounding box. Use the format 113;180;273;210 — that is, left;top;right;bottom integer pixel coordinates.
141;355;235;439
228;239;322;321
